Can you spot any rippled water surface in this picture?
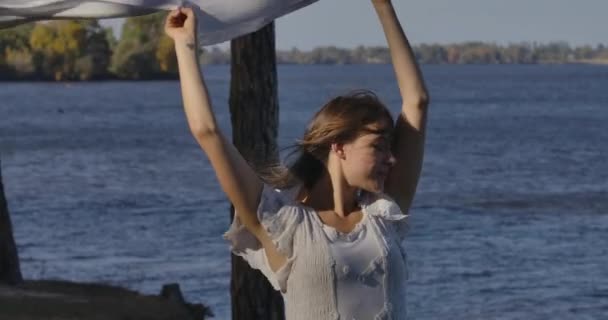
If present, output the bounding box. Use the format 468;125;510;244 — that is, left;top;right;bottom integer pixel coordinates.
1;64;607;319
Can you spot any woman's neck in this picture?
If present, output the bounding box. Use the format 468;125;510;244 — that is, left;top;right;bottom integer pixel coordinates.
301;172;359;219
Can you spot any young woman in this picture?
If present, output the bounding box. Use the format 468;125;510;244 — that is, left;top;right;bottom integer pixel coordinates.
165;0;429;318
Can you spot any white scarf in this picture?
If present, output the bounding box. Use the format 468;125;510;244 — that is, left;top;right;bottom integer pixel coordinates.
0;0;318;45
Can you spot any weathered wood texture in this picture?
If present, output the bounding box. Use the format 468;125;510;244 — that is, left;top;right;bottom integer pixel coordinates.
229;22;284;320
0;159;23;285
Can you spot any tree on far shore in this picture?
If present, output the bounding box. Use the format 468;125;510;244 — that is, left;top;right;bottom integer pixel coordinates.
28;20;111;80
0;24;34;78
110;12;177;79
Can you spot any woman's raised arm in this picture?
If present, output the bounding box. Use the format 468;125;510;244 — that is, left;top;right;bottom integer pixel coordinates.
166;8;290;273
372;0;430;212
165;8;265;234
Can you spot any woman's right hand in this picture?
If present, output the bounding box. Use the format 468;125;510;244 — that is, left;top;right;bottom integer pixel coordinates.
164;7;197;44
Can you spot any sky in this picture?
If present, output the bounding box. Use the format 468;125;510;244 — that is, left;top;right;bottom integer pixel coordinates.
101;0;607;50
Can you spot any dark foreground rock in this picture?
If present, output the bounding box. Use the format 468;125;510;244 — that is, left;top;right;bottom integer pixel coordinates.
0;280;213;320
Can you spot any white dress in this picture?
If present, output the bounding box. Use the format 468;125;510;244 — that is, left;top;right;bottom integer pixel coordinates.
0;0;318;45
321;213;385;320
224;184;410;320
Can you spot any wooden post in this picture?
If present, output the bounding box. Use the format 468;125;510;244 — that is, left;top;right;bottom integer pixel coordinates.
229;22;284;320
0;158;23;285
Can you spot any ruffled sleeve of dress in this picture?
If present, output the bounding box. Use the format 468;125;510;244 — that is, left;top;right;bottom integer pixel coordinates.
363;192;409;261
223;184;302;293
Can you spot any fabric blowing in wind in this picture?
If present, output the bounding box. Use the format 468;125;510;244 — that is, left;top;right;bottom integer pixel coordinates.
0;0;319;45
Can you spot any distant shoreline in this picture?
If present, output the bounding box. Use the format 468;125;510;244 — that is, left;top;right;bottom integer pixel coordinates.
571;59;608;65
1;61;606;82
3;17;606;81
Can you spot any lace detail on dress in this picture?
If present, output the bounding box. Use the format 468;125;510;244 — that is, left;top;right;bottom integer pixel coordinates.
361;191;408;222
356;254;385;286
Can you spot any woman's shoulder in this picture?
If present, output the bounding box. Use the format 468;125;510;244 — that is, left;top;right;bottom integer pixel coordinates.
258;184;311;223
360;191;408;222
361;191;409;242
260;184;302;208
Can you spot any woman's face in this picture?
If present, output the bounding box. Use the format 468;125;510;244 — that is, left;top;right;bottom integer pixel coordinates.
338;122;396;193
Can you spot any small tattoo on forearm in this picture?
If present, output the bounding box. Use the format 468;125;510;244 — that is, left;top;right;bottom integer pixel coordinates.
187;42;196;51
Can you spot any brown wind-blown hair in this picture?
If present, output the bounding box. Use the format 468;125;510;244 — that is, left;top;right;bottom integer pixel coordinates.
263;89;395;191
